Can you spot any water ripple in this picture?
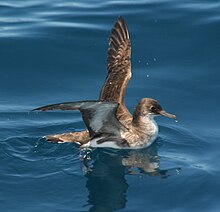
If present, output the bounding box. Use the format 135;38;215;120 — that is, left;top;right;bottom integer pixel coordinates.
1;0;220;38
0;136;81;177
1;0;220;210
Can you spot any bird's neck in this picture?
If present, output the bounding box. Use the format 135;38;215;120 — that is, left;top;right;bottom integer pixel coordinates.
132;107;157;129
131;112;158;145
133;114;155;126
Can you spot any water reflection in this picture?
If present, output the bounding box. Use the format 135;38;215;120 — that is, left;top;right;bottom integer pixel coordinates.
81;143;181;211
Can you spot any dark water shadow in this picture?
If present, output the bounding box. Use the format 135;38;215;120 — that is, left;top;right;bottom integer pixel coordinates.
81;142;181;211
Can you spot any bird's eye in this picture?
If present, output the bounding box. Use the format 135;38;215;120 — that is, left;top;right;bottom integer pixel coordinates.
151;106;156;111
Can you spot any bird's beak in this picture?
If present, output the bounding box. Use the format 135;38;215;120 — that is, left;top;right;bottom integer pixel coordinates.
159;110;177;120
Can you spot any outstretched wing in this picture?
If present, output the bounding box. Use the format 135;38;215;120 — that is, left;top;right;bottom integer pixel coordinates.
99;16;131;104
33;101;126;137
32;101;92;111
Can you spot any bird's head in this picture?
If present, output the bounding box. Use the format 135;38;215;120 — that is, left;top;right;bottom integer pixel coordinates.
134;98;176;120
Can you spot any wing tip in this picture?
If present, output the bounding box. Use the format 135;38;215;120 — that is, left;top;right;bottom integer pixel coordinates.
118;16;126;26
116;16;129;39
32;106;46;111
109;16;129;44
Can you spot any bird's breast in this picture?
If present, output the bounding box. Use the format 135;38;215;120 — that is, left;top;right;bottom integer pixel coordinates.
121;118;158;148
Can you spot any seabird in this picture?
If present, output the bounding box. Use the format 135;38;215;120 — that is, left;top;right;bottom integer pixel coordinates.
33;16;176;149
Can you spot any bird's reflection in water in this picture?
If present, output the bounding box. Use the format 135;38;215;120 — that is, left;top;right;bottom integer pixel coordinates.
80;142;181;212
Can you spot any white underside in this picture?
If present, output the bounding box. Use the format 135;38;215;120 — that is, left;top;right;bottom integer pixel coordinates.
90;141;123;149
81;116;159;149
81;136;157;149
86;137;123;149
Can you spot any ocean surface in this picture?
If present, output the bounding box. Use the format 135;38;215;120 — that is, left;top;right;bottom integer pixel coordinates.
1;0;220;211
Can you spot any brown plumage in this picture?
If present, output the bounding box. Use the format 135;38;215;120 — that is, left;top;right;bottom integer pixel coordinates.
100;16;131;105
100;16;132;126
33;17;176;149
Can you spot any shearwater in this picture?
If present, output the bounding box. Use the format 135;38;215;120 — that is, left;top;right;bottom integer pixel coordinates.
33;17;176;149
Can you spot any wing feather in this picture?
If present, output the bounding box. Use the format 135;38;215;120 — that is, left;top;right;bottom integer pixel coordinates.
99;16;131;104
33;101;126;138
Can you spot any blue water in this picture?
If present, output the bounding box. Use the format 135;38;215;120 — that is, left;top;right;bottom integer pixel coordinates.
1;0;220;211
